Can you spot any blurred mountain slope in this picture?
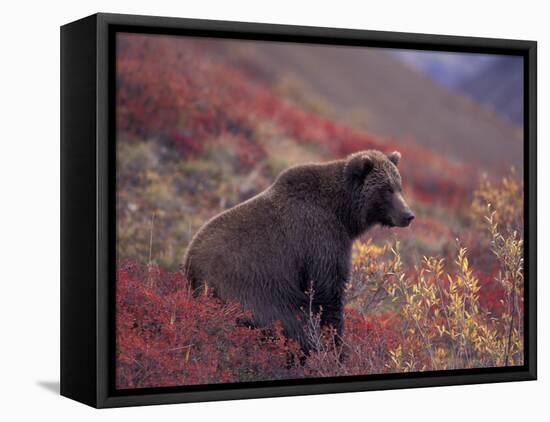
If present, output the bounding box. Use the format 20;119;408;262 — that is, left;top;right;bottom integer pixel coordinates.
208;40;522;172
458;56;524;126
390;50;495;88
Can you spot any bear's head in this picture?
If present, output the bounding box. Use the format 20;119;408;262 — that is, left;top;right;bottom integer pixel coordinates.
344;150;414;235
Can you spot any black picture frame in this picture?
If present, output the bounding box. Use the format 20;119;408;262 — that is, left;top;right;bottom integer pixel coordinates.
60;12;537;408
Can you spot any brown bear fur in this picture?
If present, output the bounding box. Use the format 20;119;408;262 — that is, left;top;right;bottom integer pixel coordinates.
182;150;414;351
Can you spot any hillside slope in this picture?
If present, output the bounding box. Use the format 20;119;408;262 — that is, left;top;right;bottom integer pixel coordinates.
459;56;524;126
207;39;522;172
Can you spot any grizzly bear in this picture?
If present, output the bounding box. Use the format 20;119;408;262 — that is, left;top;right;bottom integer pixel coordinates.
182;150;414;352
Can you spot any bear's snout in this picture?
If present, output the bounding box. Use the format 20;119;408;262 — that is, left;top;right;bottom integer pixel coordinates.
392;209;415;227
389;192;415;227
402;210;415;226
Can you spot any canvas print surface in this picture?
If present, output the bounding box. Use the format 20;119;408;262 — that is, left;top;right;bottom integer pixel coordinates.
115;32;524;390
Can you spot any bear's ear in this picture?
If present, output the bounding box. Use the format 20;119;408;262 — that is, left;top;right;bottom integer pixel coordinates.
345;154;374;181
387;151;401;166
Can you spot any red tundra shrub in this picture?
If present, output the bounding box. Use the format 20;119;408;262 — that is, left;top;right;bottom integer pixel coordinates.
303;310;401;377
116;261;409;387
116;261;303;389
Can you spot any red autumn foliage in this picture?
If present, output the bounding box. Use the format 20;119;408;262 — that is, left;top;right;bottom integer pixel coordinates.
116;261;411;388
116;261;305;388
116;34;473;205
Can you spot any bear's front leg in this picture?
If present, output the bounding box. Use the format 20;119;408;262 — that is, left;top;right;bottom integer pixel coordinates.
319;298;344;344
306;256;348;355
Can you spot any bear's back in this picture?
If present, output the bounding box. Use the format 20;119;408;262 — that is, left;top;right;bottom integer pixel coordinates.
182;160;348;297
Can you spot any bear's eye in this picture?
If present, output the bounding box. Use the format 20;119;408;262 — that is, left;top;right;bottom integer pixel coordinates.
386;187;394;194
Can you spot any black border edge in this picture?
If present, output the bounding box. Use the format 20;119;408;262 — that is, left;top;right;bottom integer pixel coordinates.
526;41;537;380
97;12;112;409
103;369;536;408
60;14;99;407
80;12;537;408
98;12;536;52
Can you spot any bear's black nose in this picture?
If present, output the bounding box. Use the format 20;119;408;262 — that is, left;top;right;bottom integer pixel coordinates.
404;211;415;224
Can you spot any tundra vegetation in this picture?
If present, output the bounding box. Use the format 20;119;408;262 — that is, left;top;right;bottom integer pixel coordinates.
115;34;524;389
